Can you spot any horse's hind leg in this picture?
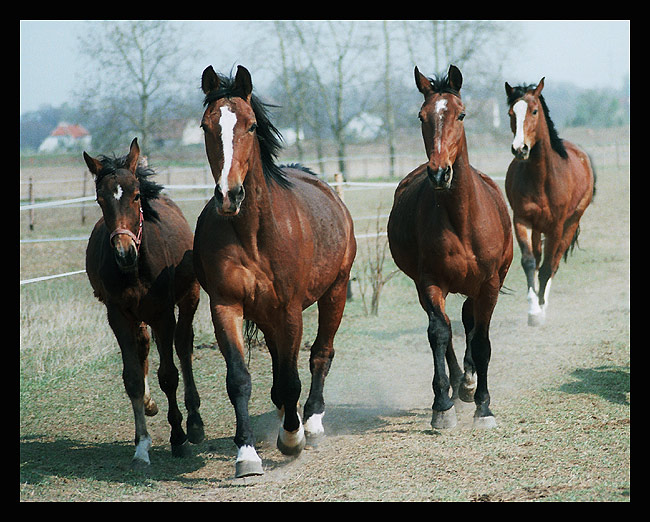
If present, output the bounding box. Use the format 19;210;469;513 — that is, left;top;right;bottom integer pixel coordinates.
469;282;500;428
458;297;477;403
152;313;188;458
274;306;306;456
174;283;204;445
303;274;349;441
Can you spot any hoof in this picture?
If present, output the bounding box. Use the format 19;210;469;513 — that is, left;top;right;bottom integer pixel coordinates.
458;374;477;403
171;440;191;458
235;445;264;478
131;458;151;472
187;419;205;445
527;311;545;327
277;427;306;456
431;405;457;429
144;400;159;417
473;415;497;429
235;459;264;478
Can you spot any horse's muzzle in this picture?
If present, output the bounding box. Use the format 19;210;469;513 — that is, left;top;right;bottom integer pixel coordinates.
111;235;138;272
427;165;453;190
512;144;530;160
215;184;245;216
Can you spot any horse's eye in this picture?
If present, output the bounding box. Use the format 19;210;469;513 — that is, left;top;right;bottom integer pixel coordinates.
134;193;140;201
248;123;258;133
458;112;466;121
532;109;538;115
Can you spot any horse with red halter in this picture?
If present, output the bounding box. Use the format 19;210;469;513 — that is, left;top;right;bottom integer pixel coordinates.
194;65;356;477
505;79;596;326
388;65;513;429
84;138;204;468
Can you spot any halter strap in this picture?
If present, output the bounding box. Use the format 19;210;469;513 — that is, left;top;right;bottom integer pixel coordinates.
109;206;144;250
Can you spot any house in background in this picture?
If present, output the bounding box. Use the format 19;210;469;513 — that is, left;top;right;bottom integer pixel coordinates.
38;122;92;153
151;120;203;148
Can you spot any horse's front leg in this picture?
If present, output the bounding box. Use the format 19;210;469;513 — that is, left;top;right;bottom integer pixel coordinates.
419;284;457;429
211;301;263;478
107;305;152;468
514;219;543;325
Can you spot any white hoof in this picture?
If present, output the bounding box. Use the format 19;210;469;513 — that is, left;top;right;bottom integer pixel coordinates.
473;415;497;429
235;445;264;478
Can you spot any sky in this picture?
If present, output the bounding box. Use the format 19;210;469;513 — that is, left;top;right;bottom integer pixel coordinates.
19;20;630;116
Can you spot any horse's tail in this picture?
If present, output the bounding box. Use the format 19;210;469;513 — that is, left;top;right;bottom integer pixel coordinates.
589;153;597;201
243;320;263;363
563;225;580;262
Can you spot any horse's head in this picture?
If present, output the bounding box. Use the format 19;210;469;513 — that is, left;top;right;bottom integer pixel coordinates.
84;138;144;272
505;78;545;160
415;64;466;191
201;65;260;216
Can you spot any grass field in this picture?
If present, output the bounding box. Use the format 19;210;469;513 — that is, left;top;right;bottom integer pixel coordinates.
20;129;629;501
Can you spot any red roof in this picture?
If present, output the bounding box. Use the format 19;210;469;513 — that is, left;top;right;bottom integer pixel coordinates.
50;123;90;139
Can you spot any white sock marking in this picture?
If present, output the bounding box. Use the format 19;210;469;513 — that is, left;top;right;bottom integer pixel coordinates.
236;444;261;464
304;412;325;436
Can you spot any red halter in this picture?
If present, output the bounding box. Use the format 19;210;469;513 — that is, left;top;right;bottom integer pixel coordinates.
109;205;144;251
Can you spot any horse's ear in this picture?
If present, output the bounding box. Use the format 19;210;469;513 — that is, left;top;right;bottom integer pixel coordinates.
83;151;103;176
125;138;140;175
201;65;220;94
414;66;433;97
505;82;513;98
448;64;463;92
534;77;545;97
234;65;253;102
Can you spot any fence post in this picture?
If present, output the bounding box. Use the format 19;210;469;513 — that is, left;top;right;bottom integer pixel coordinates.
334;172;344;202
29;177;35;231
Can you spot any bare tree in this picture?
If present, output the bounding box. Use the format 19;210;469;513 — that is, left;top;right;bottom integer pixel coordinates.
76;21;199;154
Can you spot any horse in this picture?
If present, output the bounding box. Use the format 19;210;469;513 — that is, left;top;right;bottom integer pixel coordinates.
504;78;596;326
387;65;513;429
84;138;204;468
194;65;356;477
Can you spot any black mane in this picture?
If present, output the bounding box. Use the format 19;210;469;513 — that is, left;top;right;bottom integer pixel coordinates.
202;72;292;189
93;154;165;221
506;83;568;159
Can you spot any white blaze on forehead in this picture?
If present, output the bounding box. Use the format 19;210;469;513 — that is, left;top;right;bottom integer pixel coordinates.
434;98;447;153
219;105;237;196
114;184;123;201
512;99;528;150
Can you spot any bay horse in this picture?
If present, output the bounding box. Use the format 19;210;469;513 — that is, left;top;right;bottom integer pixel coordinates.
194;65;356;477
505;79;596;326
84;138;204;468
388;65;513;429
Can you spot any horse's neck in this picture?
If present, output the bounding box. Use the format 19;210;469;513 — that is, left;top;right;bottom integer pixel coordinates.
232;162;277;253
525;121;556;184
437;145;478;231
